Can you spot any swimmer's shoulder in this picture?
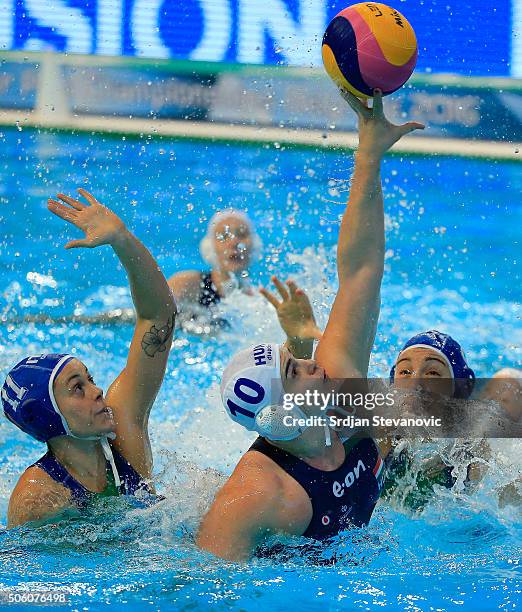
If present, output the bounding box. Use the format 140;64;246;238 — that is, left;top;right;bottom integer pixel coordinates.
208;452;289;519
167;270;204;303
234;449;312;531
197;451;310;559
7;465;73;529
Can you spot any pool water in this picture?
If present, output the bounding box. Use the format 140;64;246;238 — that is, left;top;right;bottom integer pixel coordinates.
0;127;520;610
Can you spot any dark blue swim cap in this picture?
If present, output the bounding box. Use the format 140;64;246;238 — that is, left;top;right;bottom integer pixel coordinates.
2;354;75;442
390;330;475;399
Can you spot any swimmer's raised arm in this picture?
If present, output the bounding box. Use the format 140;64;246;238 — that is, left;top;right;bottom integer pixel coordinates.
260;276;322;359
315;90;424;378
48;188;176;477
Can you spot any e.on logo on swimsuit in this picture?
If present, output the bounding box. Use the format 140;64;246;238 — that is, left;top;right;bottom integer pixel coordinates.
332;460;367;498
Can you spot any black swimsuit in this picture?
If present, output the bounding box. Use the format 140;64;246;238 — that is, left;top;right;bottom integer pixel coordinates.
198;272;221;307
179;271;228;331
250;434;385;540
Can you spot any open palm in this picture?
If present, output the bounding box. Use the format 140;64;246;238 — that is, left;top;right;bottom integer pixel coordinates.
260;276;321;340
48;188;126;249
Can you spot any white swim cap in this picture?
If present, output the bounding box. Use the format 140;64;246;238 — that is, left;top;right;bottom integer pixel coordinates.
220;343;307;441
199;209;262;267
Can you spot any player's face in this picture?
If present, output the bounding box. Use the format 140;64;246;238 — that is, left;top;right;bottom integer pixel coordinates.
53;359;115;438
280;347;327;397
213;216;253;273
393;347;454;397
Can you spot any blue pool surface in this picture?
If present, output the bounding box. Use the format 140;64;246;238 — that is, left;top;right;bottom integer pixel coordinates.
0;127;520;610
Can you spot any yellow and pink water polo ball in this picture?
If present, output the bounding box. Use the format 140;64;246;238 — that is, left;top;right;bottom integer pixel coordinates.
322;3;418;98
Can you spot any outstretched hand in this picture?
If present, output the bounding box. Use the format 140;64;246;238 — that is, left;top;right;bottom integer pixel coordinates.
340;88;424;158
48;188;127;249
260;276;322;340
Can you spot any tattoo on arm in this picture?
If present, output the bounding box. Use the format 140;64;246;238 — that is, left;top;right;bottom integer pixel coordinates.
141;314;176;357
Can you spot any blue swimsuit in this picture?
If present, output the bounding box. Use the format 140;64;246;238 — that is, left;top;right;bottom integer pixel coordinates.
32;446;152;508
250;434;385;540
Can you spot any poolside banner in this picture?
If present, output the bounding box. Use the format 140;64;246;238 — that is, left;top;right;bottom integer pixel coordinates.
62;66;216;120
0;61;38;110
209;72;522;142
1;55;520;143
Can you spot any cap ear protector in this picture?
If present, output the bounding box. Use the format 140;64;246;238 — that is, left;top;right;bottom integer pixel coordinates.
255;404;308;441
255;403;331;446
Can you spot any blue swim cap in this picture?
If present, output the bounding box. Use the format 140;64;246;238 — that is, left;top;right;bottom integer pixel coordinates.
390;330;475;399
2;354;76;442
